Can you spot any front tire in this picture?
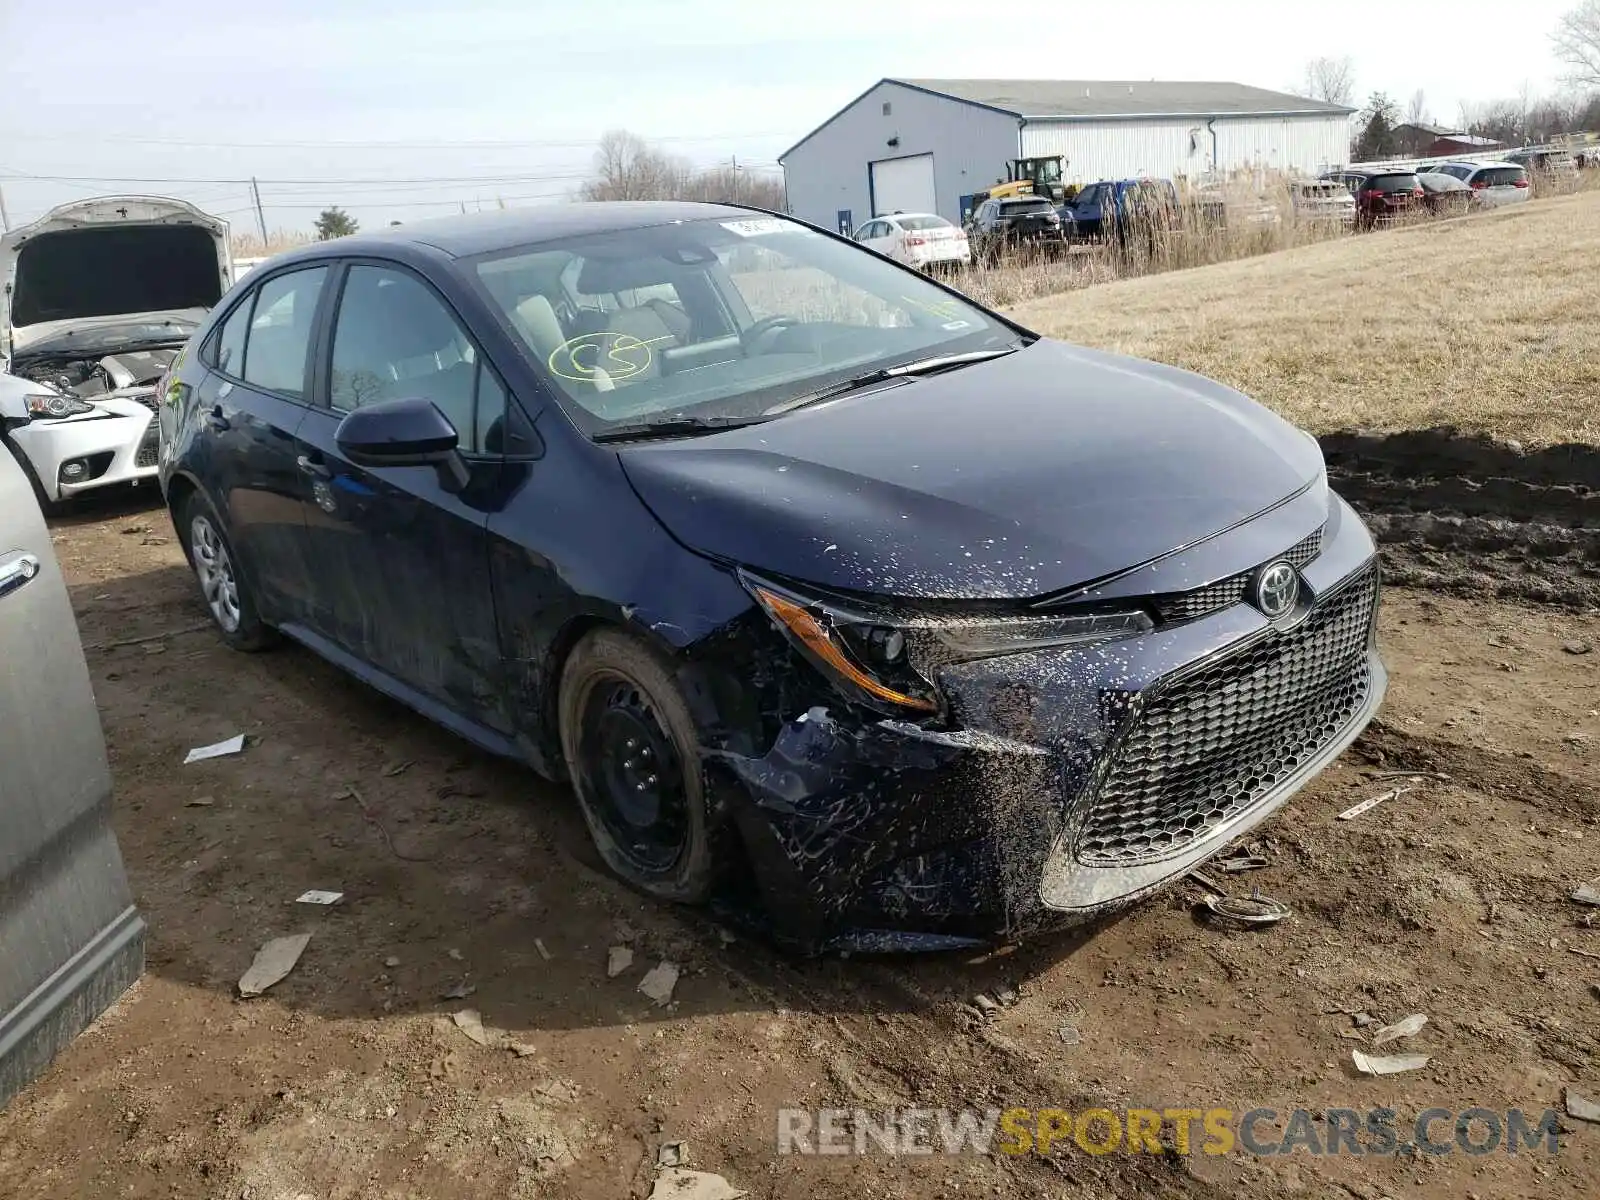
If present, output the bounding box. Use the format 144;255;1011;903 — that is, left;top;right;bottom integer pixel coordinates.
180;491;275;651
558;629;720;903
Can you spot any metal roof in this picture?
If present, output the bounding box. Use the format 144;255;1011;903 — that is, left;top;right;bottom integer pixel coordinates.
893;78;1355;119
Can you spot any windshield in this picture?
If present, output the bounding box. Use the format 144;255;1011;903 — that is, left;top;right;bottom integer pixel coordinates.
470;214;1014;436
11;316;201;362
999;199;1055;215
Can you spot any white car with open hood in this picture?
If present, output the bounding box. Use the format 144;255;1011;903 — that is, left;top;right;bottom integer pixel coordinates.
0;196;232;510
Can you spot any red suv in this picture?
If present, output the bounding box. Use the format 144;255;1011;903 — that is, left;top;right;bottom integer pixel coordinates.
1322;170;1425;228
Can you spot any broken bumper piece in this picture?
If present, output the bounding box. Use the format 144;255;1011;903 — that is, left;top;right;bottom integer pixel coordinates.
709;507;1386;954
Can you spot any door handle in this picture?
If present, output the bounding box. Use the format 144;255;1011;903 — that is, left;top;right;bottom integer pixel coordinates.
0;553;41;600
297;454;331;479
207;404;231;431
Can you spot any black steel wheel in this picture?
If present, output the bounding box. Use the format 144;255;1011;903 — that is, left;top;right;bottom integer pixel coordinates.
558;629;720;902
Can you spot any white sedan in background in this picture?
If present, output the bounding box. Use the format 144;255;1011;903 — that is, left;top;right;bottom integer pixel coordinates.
1429;161;1533;208
851;213;969;270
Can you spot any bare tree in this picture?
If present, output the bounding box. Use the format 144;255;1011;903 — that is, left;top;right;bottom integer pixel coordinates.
579;130;692;201
1303;56;1356;106
580;131;785;208
1404;89;1430;126
1553;0;1600;87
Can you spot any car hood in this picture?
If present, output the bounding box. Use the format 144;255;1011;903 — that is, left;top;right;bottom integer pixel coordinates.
1;195;230;364
618;340;1324;601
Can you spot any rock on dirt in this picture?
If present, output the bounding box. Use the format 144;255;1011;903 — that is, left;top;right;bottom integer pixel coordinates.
648;1168;746;1200
638;961;680;1006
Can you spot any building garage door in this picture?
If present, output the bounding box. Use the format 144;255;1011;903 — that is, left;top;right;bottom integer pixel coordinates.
870;153;935;216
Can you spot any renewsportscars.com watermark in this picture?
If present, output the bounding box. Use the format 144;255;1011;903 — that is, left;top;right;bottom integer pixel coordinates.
776;1106;1564;1158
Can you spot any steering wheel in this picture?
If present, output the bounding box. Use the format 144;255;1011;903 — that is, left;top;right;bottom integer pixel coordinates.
739;314;804;356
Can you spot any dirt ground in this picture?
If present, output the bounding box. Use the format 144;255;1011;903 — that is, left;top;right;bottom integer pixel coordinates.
0;422;1596;1200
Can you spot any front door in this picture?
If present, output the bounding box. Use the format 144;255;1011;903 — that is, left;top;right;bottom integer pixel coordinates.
293;261;511;732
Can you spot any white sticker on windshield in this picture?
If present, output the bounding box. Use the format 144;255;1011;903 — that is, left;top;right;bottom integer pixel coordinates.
941;320;973;331
721;218;786;237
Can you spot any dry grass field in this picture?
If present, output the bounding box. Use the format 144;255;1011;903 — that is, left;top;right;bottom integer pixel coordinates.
1005;189;1600;448
3;185;1597;1200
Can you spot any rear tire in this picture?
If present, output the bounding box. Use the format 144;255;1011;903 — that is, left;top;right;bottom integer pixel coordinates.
558;629;720;903
180;491;275;652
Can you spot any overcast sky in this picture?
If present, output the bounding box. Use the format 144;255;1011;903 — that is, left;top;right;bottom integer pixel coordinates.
0;0;1580;235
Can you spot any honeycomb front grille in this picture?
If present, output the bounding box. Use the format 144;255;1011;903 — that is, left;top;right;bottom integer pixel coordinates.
1155;527;1323;623
1077;563;1377;867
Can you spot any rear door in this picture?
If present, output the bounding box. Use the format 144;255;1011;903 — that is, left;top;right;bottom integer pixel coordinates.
194;264;332;626
290;260;513;732
1;451;143;1109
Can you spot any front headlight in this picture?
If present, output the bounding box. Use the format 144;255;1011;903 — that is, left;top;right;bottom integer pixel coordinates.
24;392;95;419
742;572;1152;715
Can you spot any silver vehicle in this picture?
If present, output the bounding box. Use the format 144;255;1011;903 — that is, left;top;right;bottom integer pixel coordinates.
0;449;144;1109
1429;161;1532;208
1;196;231;512
1291;180;1357;226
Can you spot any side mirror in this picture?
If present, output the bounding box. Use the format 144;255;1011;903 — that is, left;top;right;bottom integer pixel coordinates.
335;397;470;492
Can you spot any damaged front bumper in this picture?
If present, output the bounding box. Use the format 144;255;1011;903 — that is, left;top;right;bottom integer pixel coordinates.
706;495;1386;954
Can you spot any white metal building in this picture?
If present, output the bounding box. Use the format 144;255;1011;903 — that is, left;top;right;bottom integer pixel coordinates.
780;78;1354;231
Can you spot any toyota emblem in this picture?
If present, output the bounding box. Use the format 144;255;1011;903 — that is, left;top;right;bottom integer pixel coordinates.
1252;560;1300;618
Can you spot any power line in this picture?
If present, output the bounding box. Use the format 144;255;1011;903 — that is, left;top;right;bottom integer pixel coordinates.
0;130;794;151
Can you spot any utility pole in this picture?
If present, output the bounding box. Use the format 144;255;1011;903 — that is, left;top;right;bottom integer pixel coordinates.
0;183;9;232
249;177;267;244
731;155;739;203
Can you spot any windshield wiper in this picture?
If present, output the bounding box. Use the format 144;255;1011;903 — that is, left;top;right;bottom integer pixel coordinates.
764;347;1022;416
591;415;768;443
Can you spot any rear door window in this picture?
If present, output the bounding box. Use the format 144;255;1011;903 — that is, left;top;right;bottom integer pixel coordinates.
241;267;328;399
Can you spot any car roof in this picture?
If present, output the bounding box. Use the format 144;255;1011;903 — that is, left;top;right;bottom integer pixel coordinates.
883;212;945;220
266;201;761;264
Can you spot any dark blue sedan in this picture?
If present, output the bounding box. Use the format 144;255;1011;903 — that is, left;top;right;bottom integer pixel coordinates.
157;202;1385;953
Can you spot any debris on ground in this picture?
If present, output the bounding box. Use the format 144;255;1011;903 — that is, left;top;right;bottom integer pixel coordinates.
1352;1012;1375;1028
1057;1025;1081;1046
534;938;553;961
382;759;414;777
440;981;477;1000
658;1141;687;1167
447;947;463;961
1565;1090;1600;1124
1218;850;1270;873
647;1168;746;1200
994;986;1019;1007
294;890;344;906
506;1040;538;1058
607;946;634;978
638;961;681;1006
185;795;215;808
452;1009;492;1047
1371;1013;1428;1045
971;994;1000;1019
1571;882;1600;907
383;955;401;968
1337;786;1411;821
1363;769;1451;782
1562;640;1593;656
1187;869;1226;896
1352;1049;1430;1076
238;933;311;998
184;734;246;764
1199;891;1292;927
